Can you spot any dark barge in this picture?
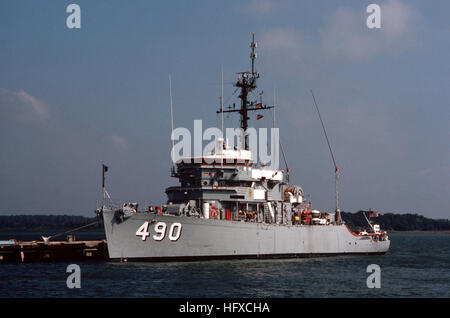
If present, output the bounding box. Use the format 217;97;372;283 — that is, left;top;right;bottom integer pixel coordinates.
0;238;108;263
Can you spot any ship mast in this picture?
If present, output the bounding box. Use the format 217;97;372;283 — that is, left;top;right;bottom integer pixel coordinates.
217;33;274;150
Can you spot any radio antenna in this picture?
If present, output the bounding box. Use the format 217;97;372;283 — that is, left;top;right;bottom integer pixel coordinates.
221;67;224;168
272;87;290;182
221;67;224;137
169;74;176;176
310;90;341;224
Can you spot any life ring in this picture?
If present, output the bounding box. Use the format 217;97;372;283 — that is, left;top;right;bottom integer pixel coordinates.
210;210;219;219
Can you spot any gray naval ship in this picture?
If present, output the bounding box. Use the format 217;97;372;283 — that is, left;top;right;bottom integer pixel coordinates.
98;35;390;262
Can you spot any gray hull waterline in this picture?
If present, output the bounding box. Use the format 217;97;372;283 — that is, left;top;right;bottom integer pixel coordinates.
102;211;390;261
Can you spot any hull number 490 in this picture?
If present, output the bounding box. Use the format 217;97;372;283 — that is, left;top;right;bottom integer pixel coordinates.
136;221;182;242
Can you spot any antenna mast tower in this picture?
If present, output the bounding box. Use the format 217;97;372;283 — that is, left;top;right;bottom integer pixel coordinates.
217;33;274;150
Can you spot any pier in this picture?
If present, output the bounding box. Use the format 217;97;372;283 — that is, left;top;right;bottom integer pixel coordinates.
0;238;108;263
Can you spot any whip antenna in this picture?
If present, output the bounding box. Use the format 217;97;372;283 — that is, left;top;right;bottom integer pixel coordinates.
169;74;176;175
220;67;224;168
310;90;341;224
272;87;290;182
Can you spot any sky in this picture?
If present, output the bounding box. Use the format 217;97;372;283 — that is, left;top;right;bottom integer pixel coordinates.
0;0;449;219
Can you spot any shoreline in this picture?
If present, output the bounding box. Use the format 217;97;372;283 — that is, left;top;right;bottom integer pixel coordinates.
0;230;104;233
389;230;450;234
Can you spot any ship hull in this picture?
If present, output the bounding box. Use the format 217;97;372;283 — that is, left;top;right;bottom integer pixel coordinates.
102;210;390;261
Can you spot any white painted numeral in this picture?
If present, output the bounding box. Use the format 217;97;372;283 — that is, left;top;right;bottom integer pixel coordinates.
169;223;182;241
135;221;150;241
153;222;167;241
136;221;182;242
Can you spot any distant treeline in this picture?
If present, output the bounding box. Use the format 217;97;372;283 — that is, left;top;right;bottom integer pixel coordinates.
0;215;99;232
341;211;450;232
0;212;449;232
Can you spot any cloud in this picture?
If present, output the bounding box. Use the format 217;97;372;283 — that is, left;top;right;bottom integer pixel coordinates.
319;0;422;62
241;0;287;17
0;88;49;123
259;27;306;62
110;135;128;150
258;0;422;68
382;0;420;39
418;167;433;177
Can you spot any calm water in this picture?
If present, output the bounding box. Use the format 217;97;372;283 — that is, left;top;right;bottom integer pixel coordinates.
0;233;449;297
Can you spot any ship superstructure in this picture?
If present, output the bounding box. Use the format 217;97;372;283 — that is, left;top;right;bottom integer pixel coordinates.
99;34;390;261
